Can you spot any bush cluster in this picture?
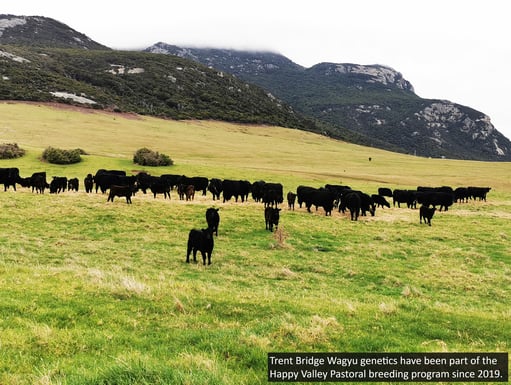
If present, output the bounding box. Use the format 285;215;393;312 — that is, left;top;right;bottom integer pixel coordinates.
0;143;26;159
133;148;173;166
42;146;82;164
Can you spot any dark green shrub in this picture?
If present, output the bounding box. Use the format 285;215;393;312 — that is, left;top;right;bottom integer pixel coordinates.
133;148;173;166
42;146;82;164
0;143;25;159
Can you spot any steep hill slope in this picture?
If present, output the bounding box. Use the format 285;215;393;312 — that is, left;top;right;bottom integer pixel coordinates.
146;43;511;161
0;44;319;129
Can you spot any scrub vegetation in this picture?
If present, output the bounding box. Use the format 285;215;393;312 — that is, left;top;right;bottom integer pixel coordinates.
0;102;509;384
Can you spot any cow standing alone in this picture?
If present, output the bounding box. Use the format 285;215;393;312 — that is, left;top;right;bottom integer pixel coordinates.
206;207;220;236
420;205;436;226
265;207;281;232
186;228;214;265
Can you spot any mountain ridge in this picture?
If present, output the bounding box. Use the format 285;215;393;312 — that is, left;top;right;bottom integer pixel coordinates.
146;42;511;161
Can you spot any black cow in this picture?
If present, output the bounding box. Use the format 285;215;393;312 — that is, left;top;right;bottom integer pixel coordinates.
418;191;454;211
67;178;79;192
265;207;281;232
454;187;469;203
378;187;393;197
94;169;127;193
393;189;416;208
371;194;390;208
222;179;242;202
30;172;49;194
84;174;94;193
208;178;223;200
206;207;220;236
344;192;361;221
150;177;171;199
325;184;351;206
287;191;296;210
419;205;436;226
251;180;266;202
308;189;336;216
296;185;318;209
0;167;20;191
262;182;283;207
178;176;209;196
50;176;67;194
186;228;214;265
160;174;182;190
107;185;136;204
468;186;491;201
135;172;154;194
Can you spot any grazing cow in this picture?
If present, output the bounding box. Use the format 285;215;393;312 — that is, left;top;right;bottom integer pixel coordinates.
0;167;20;191
30;172;49;194
67;178;79;192
93;169;127;193
308;189;336;216
340;190;375;217
150;177;171;199
419;205;436;226
185;185;195;201
296;185;318;209
84;174;94;193
418;191;454;212
325;184;351;207
378;187;393;197
50;176;67;194
178;176;209;196
264;206;281;232
371;194;390;208
468;186;491;201
135;171;154;194
287;191;296;210
208;178;223;200
205;207;220;236
107;185;136;204
160;174;181;190
186;228;214;265
344;192;361;221
393;189;416;208
18;176;32;188
454;187;469;203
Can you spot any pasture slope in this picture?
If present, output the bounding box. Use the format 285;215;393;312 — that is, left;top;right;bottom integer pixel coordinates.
0;102;510;384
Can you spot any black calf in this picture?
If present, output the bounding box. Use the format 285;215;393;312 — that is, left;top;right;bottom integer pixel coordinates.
265;207;281;232
419;205;436;226
186;228;214;265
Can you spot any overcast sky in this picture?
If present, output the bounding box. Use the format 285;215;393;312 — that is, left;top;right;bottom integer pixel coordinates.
4;0;511;140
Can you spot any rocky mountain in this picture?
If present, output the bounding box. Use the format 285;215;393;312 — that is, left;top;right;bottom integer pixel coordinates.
0;15;109;50
146;42;511;161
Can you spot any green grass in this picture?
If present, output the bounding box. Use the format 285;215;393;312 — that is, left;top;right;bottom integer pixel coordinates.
0;102;510;384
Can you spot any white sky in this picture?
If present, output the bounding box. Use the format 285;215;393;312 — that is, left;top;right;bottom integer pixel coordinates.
3;0;511;140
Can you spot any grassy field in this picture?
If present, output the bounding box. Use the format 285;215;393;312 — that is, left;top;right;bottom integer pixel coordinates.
0;102;510;384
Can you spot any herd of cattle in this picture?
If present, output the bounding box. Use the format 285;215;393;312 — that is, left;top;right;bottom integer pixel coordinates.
1;166;492;263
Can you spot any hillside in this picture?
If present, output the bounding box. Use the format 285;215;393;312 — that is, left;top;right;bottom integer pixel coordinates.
0;103;510;384
146;43;511;161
